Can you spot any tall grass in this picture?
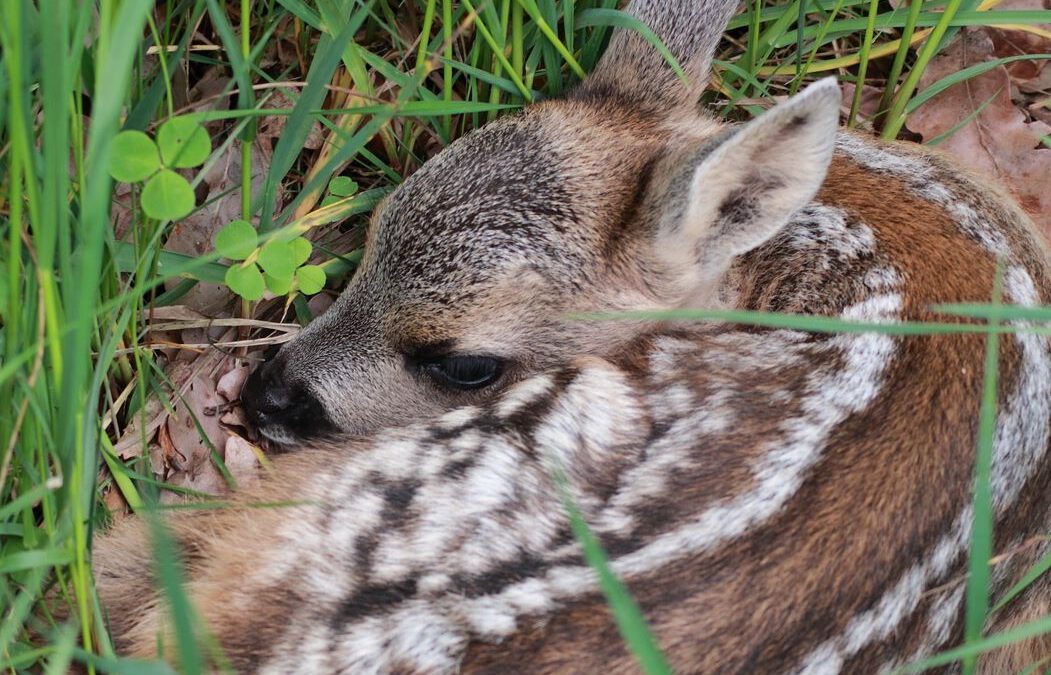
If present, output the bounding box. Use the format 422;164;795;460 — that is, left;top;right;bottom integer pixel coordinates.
1;0;1049;672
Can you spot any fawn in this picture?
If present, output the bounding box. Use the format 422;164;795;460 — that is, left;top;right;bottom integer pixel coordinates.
94;0;1051;671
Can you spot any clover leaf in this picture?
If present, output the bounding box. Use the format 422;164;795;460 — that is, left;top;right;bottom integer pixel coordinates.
157;117;211;168
295;265;327;295
225;262;266;301
215;220;258;261
257;240;296;281
328;176;359;198
109;131;161;182
141;169;196;221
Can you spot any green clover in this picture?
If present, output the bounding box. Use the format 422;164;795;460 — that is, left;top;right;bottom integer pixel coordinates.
213;220;327;301
107;116;211;221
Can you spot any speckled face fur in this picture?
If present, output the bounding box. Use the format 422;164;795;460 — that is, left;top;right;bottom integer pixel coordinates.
241;89;839;441
242;110;656;441
239;0;746;444
241;109;728;440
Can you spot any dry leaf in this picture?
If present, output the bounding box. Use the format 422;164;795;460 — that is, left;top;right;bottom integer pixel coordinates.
259;90;326;151
217;360;251;401
166;373;226;467
224;435;262;487
839;82;884;128
907;29;1051;237
114;396;165;459
985;0;1051;85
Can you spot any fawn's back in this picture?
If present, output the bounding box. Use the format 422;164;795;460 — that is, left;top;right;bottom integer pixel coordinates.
93;0;1051;672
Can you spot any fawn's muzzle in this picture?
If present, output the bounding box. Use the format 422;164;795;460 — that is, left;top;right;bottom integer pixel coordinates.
241;354;331;444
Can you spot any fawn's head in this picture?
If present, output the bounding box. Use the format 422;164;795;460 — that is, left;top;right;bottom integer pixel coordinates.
241;0;842;443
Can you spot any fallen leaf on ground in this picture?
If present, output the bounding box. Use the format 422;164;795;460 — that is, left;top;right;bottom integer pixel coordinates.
985;0;1051;86
217;360;251;401
907;29;1051;238
839;82;884;129
224;435;263;487
114;396;165;459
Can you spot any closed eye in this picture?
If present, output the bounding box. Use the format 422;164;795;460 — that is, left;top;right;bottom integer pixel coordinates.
420;355;503;391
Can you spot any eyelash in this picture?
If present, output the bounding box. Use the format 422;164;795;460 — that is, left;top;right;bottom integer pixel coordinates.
417;354;504;391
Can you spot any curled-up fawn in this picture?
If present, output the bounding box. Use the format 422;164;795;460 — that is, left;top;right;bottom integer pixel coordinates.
95;0;1051;671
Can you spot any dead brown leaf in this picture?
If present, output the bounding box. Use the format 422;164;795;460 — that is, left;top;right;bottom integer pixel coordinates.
986;0;1051;86
839;82;884;128
907;29;1051;238
258;90;326;151
224;435;262;488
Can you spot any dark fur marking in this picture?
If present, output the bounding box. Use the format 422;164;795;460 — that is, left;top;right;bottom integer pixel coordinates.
716;187;760;229
786;113;809;130
440;454;478;479
451;554;552;599
348;478;422;573
331;578;420;626
383;478;420;515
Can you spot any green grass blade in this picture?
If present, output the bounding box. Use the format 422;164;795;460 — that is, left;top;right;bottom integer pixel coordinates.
576;9;687;83
148;516;204;674
931;302;1051;322
895;615;1051;672
991;546;1051;614
961;267;1003;675
553;473;672;675
883;0;969;139
256;0;375;231
573;307;1046;337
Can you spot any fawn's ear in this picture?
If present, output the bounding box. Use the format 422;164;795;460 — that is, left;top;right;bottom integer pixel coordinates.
573;0;741;109
650;78;841;305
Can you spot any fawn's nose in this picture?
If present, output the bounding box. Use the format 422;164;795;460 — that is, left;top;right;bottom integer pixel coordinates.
241;354;328;442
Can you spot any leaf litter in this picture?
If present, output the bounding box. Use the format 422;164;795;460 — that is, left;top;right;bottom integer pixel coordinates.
907;25;1051;238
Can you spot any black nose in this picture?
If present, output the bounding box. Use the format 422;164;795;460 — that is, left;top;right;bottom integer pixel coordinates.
241;356;329;442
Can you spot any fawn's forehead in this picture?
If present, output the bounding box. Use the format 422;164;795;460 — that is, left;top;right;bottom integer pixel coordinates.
366;104;666;300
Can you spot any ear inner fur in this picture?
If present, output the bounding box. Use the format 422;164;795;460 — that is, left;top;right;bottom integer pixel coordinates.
652;78;842;307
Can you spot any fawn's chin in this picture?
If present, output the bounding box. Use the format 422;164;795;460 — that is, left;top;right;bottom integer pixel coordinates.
253;417;340;452
256;425;301;450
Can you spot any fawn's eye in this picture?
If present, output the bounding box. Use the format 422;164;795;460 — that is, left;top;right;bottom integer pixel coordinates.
422;355;503;391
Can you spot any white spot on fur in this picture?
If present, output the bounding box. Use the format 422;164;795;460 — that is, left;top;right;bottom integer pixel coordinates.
992;267;1051;512
533;361;643;484
884;584;965;673
318;604;465;675
419;573;451;594
784;204;876;260
437;405;481;430
462;597;520;637
796;643;844;675
844;566;926;654
863;266;902;292
496;374;554;419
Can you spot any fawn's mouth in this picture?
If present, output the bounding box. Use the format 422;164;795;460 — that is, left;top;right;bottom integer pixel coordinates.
238;360;336;449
